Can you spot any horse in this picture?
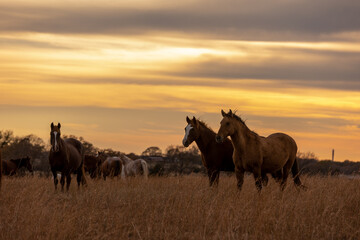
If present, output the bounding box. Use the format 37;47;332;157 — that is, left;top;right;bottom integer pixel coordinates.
49;122;87;191
216;109;303;191
101;156;123;180
1;156;33;176
182;116;234;186
119;155;149;179
84;154;102;179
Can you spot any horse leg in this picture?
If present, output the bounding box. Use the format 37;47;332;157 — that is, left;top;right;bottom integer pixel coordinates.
261;173;269;187
60;174;65;192
66;174;71;191
272;169;283;183
208;169;219;187
280;167;290;191
103;170;107;181
77;169;82;189
253;169;262;192
52;170;58;190
235;167;245;191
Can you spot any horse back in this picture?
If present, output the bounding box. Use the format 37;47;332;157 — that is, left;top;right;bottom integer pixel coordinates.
64;138;83;171
265;133;297;151
64;138;84;158
261;133;297;171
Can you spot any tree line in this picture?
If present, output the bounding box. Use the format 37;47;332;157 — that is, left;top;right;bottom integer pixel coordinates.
1;130;359;176
0;130;203;176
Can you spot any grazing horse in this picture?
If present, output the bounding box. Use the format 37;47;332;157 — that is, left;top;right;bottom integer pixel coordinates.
49;122;87;191
216;110;303;191
1;156;33;176
101;156;123;180
182;116;234;186
119;155;149;179
84;154;102;179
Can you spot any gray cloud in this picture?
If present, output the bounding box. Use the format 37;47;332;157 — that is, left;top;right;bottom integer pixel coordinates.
165;48;360;90
1;0;360;41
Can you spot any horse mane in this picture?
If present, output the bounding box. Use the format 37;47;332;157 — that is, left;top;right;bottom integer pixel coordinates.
225;110;259;136
119;154;132;164
196;119;215;133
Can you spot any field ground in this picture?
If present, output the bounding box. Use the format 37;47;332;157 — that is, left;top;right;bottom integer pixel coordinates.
0;174;359;240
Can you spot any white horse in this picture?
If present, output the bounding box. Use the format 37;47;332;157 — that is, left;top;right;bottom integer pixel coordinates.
119;155;149;179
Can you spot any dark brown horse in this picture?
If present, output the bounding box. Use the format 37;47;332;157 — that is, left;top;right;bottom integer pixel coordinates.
182;116;234;186
84;154;102;179
216;110;303;191
101;156;123;180
49;122;87;191
1;156;33;176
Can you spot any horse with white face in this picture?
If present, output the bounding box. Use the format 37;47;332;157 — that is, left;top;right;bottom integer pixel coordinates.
182;116;234;186
49;122;87;191
119;155;148;179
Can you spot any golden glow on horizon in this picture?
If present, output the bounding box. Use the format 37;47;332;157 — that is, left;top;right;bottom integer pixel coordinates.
1;29;360;160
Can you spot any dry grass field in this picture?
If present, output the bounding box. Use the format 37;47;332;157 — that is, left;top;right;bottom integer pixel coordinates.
0;174;359;240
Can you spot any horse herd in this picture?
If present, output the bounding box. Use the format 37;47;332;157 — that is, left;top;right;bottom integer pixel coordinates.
183;109;305;191
48;122;149;191
0;109;304;192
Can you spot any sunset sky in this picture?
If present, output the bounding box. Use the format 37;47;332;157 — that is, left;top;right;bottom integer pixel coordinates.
1;0;360;161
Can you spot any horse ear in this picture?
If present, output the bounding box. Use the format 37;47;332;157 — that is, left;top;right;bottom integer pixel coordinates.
51;122;54;129
221;109;226;117
229;109;233;116
186;116;191;124
57;123;61;129
192;116;198;126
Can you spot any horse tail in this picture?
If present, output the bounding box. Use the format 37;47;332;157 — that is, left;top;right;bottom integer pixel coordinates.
114;160;121;176
121;162;126;179
81;161;87;186
291;158;303;187
141;159;149;179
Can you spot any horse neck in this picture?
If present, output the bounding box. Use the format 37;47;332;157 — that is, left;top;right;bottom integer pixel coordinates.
120;155;131;165
230;121;257;153
58;137;66;151
194;124;216;153
52;137;67;156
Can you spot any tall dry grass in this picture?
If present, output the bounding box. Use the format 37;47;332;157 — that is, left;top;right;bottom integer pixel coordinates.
0;174;359;240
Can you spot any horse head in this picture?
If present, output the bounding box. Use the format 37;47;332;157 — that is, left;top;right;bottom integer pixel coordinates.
216;109;237;143
182;116;200;147
50;122;61;152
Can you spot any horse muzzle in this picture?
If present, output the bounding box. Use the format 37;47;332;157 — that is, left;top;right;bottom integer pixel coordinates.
182;139;190;147
52;146;59;152
215;135;224;143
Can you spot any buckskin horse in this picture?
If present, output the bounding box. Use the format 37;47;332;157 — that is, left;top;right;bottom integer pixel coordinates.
49;122;87;191
182;116;234;186
1;156;33;176
216;110;303;191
